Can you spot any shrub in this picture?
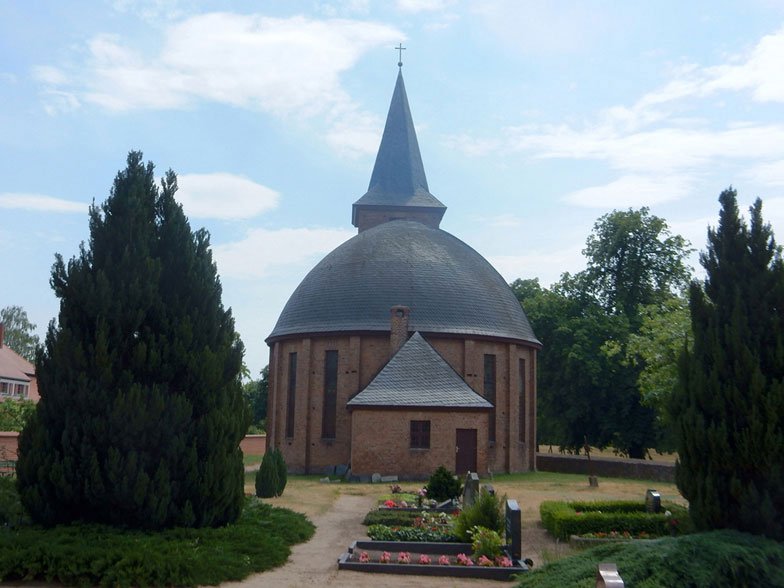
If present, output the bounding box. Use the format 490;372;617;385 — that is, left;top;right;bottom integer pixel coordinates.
255;451;279;498
366;524;460;542
470;526;503;560
0;477;28;529
516;530;784;588
273;449;287;496
362;509;423;526
426;465;461;502
539;500;692;541
454;489;505;541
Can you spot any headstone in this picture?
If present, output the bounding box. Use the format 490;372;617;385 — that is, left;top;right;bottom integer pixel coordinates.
320;477;330;483
505;498;522;560
344;467;352;480
380;475;399;483
645;489;661;513
462;472;480;508
371;472;382;484
481;483;495;496
358;474;371;483
324;465;336;476
335;464;349;477
595;563;625;587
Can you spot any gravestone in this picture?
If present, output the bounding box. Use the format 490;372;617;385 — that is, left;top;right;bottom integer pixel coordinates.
645;489;661;513
380;475;399;483
505;498;522;560
596;563;625;587
481;483;495;496
371;472;382;484
324;465;336;476
462;472;480;508
335;463;349;477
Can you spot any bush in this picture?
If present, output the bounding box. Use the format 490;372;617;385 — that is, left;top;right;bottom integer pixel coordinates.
454;489;505;541
426;465;461;502
0;477;28;529
0;498;314;586
362;509;423;526
273;449;287;496
539;500;692;541
366;524;460;542
255;451;279;498
470;526;503;560
515;530;784;588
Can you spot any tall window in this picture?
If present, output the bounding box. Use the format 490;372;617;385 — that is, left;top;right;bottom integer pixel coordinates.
484;354;496;442
519;358;526;443
322;350;338;439
410;420;430;449
285;352;297;438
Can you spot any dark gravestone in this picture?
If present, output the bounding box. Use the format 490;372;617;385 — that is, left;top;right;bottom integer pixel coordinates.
324;465;336;476
645;489;661;513
462;472;480;508
505;498;522;560
335;464;349;477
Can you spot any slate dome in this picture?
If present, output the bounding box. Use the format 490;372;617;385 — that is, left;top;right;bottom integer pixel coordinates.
267;219;539;344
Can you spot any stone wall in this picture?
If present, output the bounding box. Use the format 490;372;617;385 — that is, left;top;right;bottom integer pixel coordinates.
536;452;675;483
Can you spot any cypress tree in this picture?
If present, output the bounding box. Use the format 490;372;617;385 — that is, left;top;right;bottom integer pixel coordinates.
255;451;279;498
674;187;784;540
16;152;250;529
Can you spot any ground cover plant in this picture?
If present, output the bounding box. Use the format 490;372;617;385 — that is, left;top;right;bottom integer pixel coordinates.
0;496;314;587
515;530;784;588
540;500;690;541
367;510;460;542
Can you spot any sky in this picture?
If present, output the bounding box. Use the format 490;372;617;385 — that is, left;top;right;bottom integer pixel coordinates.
3;1;784;377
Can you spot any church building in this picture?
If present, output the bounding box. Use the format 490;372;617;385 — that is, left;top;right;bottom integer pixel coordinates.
265;67;540;478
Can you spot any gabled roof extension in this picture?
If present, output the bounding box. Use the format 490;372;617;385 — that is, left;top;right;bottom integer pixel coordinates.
347;332;492;410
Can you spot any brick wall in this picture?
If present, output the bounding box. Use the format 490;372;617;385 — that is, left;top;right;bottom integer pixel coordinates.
239;434;266;455
0;431;18;460
536;452;675;482
350;409;489;478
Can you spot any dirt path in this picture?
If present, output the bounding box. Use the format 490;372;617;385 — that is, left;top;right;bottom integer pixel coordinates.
226;494;520;588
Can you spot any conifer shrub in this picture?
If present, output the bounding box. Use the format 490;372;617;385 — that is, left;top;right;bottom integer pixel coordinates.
15;152;250;529
273;449;287;496
425;465;461;502
256;451;279;498
454;489;505;541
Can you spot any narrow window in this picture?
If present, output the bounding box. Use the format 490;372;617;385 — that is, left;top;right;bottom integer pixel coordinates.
484;354;496;442
519;358;526;443
321;350;338;438
285;352;297;438
410;420;430;449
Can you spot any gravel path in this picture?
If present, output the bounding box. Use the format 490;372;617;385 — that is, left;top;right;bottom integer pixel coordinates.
225;494;521;588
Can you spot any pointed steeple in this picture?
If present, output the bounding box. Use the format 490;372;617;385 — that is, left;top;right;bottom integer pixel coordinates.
352;69;446;232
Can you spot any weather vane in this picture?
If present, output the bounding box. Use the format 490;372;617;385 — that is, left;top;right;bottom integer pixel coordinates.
396;43;406;68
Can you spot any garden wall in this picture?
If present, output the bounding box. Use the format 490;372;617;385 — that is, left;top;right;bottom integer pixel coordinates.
240;434;267;455
536;452;675;482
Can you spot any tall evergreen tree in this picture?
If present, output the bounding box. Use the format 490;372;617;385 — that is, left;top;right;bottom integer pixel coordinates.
16;152;250;529
674;187;784;540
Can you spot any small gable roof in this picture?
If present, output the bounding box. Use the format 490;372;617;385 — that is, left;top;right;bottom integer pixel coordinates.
0;345;34;383
347;332;492;410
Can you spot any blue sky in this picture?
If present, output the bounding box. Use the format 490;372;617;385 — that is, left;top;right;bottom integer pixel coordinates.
3;1;784;377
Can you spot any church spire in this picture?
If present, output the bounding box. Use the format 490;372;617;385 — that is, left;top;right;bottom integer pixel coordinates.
352;68;446;232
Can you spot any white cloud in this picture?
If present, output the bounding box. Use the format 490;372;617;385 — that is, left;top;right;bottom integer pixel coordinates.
397;0;455;13
489;247;585;288
0;193;87;213
744;160;784;187
212;227;354;280
32;65;69;85
37;13;402;155
563;175;695;209
177;173;279;220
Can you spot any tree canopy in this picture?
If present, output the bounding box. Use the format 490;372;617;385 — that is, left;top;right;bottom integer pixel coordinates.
513;208;692;457
673;188;784;540
0;306;40;362
17;152;249;529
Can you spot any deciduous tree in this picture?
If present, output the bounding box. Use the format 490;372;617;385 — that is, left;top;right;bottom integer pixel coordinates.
0;306;40;362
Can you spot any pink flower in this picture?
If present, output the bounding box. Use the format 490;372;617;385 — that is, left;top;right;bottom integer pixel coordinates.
478;555;494;567
418;554;431;565
438;555;451;565
358;552;369;563
383;499;397;508
379;551;391;563
496;556;513;568
397;551;411;564
400;500;408;507
417;488;427;497
456;553;475;566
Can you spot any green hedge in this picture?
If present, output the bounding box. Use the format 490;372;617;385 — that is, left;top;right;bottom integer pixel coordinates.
540;500;690;541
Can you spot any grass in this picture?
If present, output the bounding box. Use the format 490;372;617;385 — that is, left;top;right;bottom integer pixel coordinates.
242;453;263;467
0;482;314;587
515;530;784;588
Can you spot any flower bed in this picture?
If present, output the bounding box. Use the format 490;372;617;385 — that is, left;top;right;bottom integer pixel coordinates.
338;540;528;581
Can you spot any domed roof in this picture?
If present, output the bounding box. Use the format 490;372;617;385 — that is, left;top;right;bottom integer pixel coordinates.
267;220;539;345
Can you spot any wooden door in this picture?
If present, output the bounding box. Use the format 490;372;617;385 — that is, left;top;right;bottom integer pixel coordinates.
455;428;477;474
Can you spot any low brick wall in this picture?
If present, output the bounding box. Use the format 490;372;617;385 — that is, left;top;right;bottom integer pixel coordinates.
536;452;675;483
0;431;19;460
240;434;267;455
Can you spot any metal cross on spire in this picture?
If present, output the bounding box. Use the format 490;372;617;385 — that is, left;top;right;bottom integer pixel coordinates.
396;43;406;68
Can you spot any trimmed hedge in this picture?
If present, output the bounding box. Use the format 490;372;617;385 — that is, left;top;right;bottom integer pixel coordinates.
540;500;691;541
366;524;460;543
